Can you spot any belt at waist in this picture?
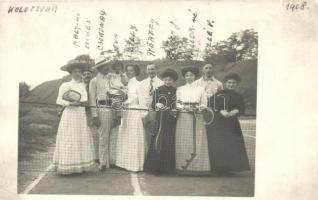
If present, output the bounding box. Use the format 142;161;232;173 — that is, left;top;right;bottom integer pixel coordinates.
179;102;199;106
98;100;112;106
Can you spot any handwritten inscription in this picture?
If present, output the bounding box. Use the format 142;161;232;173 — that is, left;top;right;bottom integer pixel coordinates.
97;10;107;51
285;1;308;11
84;20;91;49
73;13;81;47
146;18;159;57
8;5;57;13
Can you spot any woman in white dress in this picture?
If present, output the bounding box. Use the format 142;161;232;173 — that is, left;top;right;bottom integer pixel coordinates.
175;66;211;175
115;64;147;172
52;59;96;174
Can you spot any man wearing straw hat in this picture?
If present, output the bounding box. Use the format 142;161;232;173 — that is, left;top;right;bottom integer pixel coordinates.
89;55;114;171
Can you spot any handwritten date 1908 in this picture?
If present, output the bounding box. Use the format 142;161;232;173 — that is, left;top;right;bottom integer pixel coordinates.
286;1;308;11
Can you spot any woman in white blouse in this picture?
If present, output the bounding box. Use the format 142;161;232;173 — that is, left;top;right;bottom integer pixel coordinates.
52;59;96;174
175;66;211;175
115;64;147;172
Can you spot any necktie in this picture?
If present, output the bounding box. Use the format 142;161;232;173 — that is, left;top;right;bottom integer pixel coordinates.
149;78;154;96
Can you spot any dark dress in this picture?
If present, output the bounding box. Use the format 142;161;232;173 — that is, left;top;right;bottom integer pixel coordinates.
206;89;250;173
144;85;177;174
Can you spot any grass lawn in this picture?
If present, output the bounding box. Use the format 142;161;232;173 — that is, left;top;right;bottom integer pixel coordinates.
18;103;60;192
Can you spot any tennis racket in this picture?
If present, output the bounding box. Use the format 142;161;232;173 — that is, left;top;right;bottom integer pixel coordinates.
62;90;81;102
197;107;214;125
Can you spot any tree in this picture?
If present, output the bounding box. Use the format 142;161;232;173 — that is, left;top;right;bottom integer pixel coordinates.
113;34;123;59
204;19;215;60
123;25;143;60
239;29;258;59
101;34;123;60
19;82;30;99
204;29;258;64
161;35;190;60
146;19;159;58
186;10;199;60
100;49;115;60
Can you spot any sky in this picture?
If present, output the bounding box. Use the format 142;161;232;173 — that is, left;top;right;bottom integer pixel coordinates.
1;1;260;87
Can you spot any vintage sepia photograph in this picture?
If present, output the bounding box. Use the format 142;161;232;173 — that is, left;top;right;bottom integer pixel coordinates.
15;1;257;196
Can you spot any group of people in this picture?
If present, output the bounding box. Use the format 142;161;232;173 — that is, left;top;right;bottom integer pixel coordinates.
52;55;250;176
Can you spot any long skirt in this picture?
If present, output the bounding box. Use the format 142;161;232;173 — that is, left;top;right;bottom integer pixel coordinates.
52;106;96;174
206;114;250;172
109;125;119;165
144;112;176;174
175;112;211;175
109;109;123;165
115;110;147;172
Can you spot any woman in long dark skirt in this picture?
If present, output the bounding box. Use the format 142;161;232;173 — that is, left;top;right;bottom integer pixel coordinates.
206;73;250;175
144;69;178;174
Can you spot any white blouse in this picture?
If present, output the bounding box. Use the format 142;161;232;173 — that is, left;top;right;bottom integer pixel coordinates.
176;83;207;109
56;79;88;106
125;77;140;107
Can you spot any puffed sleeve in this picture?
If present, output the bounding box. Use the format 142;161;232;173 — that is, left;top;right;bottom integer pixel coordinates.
199;87;208;107
151;88;159;110
126;81;140;105
170;89;177;109
236;94;245;116
89;78;98;117
56;83;71;106
218;80;224;91
176;87;184;109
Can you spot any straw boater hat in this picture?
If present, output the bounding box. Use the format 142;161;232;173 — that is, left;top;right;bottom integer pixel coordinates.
93;55;113;70
60;58;92;73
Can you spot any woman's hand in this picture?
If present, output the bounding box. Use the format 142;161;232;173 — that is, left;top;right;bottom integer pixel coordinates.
155;103;165;110
220;110;230;118
228;109;239;117
123;100;129;107
169;110;178;118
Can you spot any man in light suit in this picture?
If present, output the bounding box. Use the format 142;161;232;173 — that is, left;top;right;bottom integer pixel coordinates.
138;64;164;148
89;55;113;171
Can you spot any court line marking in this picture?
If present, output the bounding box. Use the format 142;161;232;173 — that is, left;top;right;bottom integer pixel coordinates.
131;173;143;195
21;163;53;194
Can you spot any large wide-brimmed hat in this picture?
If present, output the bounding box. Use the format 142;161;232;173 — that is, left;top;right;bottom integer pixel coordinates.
160;68;178;81
93;55;113;70
60;58;92;72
